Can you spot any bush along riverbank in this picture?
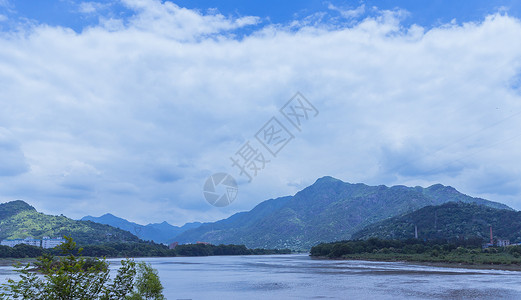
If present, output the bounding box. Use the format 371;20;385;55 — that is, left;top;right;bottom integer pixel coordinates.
310;238;521;268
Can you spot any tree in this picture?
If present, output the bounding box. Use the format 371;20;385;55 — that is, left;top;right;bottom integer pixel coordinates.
0;236;164;300
128;263;164;300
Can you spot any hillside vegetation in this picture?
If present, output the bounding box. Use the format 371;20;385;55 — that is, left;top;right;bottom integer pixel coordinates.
0;200;140;245
352;202;521;243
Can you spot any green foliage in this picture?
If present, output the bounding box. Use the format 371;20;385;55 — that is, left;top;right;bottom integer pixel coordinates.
128;263;164;300
352;202;521;243
73;242;177;258
0;244;43;258
0;240;289;259
0;237;164;300
0;201;35;220
310;238;521;266
174;243;291;256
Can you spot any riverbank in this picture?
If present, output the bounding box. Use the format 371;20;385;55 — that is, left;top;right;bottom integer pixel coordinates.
0;258;36;267
310;238;521;271
311;254;521;271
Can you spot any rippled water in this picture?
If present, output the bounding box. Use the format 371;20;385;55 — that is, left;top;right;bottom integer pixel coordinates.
3;254;521;299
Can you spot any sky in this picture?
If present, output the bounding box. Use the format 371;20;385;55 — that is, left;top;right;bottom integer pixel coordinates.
1;0;521;225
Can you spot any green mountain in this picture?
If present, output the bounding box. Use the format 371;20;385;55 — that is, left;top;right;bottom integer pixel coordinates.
352;202;521;243
0;200;140;245
81;213;202;244
175;176;511;249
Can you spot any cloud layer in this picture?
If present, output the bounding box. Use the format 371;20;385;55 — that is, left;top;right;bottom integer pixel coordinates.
1;0;521;224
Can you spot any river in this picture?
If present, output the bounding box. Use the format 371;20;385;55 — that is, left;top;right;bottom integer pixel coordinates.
3;254;521;299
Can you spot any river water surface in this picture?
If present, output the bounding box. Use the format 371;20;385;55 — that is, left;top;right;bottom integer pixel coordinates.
2;254;521;299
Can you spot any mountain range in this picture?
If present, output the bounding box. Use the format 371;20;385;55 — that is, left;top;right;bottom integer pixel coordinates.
2;176;514;250
173;176;511;249
80;213;201;244
0;200;140;245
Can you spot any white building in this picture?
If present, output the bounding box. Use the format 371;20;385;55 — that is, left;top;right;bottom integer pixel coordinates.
1;239;22;247
23;237;41;247
497;239;511;247
1;236;65;248
41;236;65;249
1;237;41;247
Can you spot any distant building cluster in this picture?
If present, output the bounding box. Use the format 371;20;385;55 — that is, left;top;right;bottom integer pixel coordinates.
1;236;65;249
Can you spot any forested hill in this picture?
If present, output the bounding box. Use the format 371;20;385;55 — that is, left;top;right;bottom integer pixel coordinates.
0;200;36;219
352;202;521;243
0;200;140;245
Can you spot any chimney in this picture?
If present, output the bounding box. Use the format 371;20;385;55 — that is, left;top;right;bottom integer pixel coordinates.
490;226;493;244
415;225;418;239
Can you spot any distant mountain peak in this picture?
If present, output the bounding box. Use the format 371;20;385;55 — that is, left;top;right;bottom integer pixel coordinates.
101;213;117;218
428;183;445;189
298;176;348;194
313;176;344;184
427;183;456;191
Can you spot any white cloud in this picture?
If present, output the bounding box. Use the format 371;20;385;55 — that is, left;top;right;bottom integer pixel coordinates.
78;2;110;14
328;4;366;19
1;1;521;224
120;0;260;41
0;128;29;177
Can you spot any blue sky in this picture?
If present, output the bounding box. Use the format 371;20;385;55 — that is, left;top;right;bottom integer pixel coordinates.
1;0;521;225
3;0;521;32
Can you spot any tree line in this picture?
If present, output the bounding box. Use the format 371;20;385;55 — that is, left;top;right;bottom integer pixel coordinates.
310;237;484;257
310;237;521;265
0;241;291;258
